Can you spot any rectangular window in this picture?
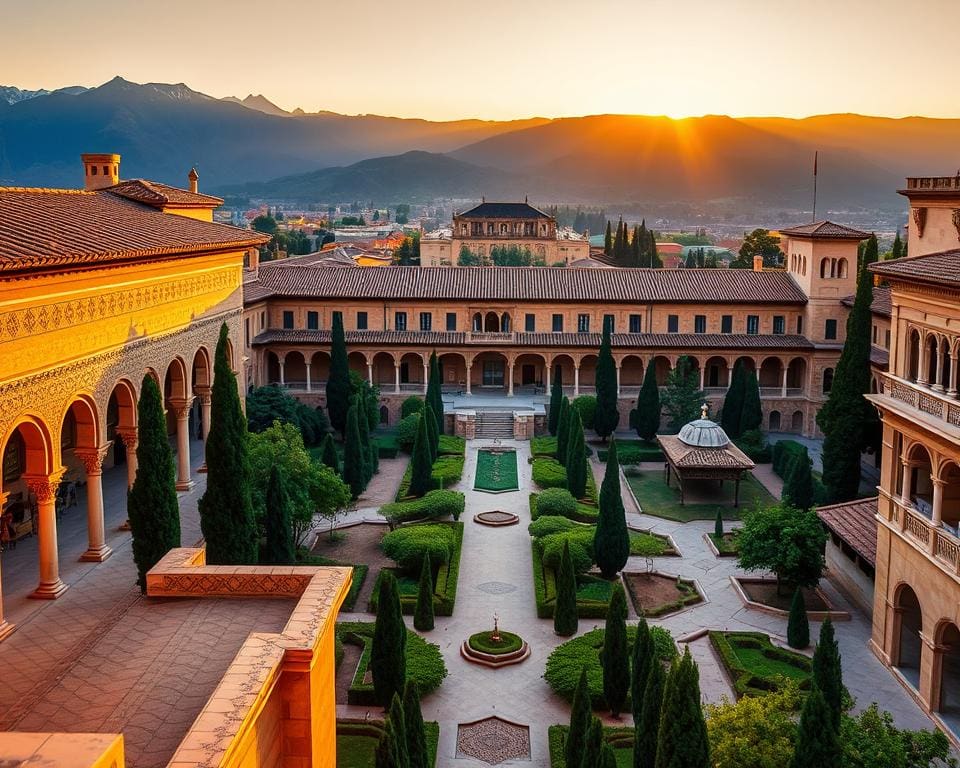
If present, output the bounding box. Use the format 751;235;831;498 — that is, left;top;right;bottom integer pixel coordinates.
667;315;679;333
552;314;564;333
260;311;265;330
629;314;641;333
525;313;536;333
244;318;250;348
357;311;368;330
603;314;614;334
578;314;590;333
825;318;837;340
307;311;319;331
419;312;432;332
446;312;457;332
746;315;760;335
885;329;891;349
721;315;732;334
282;310;294;329
773;315;785;335
872;325;878;344
395;311;407;331
796;316;804;335
694;315;707;334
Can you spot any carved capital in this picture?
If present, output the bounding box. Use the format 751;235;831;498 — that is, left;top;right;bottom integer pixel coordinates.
24;470;66;503
74;444;111;476
116;427;138;450
194;386;212;406
913;206;927;238
168;397;195;421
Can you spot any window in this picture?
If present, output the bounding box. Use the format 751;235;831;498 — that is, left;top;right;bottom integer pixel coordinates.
885;329;890;349
446;312;457;332
746;315;760;335
694;315;707;334
260;311;265;330
872;325;878;344
796;316;803;335
721;315;732;334
395;311;407;331
552;314;564;333
603;314;614;334
578;314;590;333
525;313;536;333
282;310;294;329
773;315;785;335
419;312;432;332
307;311;319;330
244;318;250;348
667;315;679;333
825;318;837;340
823;368;834;393
357;311;368;330
629;314;642;333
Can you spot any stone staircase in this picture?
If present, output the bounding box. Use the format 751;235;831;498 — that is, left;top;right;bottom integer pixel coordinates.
475;410;514;439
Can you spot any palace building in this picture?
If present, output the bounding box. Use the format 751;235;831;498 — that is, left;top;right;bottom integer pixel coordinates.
419;200;590;266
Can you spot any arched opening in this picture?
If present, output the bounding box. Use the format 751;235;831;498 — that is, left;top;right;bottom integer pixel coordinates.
192;348;211;393
370;352;395;391
908;329;921;382
438;353;467;394
940;339;952;390
60;395;100;479
514;353;546;392
769;410;781;431
472;351;508;391
820;258;829;279
266;351;282;386
758;357;783;391
348;351;368;381
733;356;756;375
310;351;331;387
704;356;729;390
786;358;807;393
578;354;599;392
284;351;308;388
472;313;482;332
500;313;512;333
483;312;500;333
936;622;960;729
653;356;672;387
895;584;923;689
551;354;575;392
905;443;934;514
224;337;236;373
939;461;960;529
620;355;645;391
399;352;425;389
106;379;137;470
927;334;939;386
837;258;848;279
791;410;804;433
164;357;189;403
379;405;390;425
823;367;834;394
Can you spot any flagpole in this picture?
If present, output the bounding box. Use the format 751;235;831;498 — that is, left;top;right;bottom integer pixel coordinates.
812;150;818;222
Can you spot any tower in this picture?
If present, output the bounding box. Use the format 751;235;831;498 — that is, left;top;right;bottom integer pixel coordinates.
81;153;120;191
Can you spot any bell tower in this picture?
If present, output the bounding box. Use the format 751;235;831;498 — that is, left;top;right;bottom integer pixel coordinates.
81;153;121;191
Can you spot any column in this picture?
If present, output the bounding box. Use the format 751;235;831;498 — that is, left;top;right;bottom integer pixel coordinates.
25;471;68;599
305;363;312;393
75;446;113;562
918;340;929;386
466;362;473;395
574;364;581;397
367;362;374;386
901;459;914;507
507;361;515;397
781;366;788;397
0;491;11;639
117;428;138;490
196;387;212;443
698;365;705;392
948;353;958;398
422;362;429;395
394;363;401;394
279;359;286;387
932;477;945;526
889;304;900;375
616;364;621;396
170;398;195;491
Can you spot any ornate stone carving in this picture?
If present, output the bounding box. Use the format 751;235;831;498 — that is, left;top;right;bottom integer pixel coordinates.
913;206;927;238
73;444;111;476
23;470;65;503
115;428;138;449
168;397;195;421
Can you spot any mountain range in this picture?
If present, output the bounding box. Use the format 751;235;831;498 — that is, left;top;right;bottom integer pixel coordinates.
1;76;958;212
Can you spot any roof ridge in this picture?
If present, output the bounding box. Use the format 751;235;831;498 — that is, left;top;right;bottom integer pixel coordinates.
0;186;93;195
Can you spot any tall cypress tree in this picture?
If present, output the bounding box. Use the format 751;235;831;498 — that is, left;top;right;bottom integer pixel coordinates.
343;403;366;498
738;370;763;436
327;311;351;435
602;584;630;717
403;681;428;768
375;718;404;768
634;657;665;768
631;618;653;724
565;408;588;500
554;540;579;636
638;220;649;267
599;743;617;768
580;717;604;768
817;240;874;502
388;693;410;768
631;224;642;266
649;231;662;268
604;221;613;256
548;368;563;435
357;395;373;485
372;571;407;707
319;431;341;475
128;374;180;592
655;648;709;768
263;464;295;564
789;683;840;768
408;411;434;497
891;229;903;260
567;669;592;768
720;360;746;438
594;324;620;441
414;555;435;631
812;618;843;732
636;359;661;442
200;324;257;565
783;447;815;511
424;403;439;464
556;396;572;461
595;440;630;578
787;587;810;649
426;352;443;435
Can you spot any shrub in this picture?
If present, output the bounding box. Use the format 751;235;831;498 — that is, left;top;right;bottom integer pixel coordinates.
468;630;524;655
381;490;465;524
772;439;807;478
531;435;558;458
572;395;597;430
597;443;664;464
709;631;811;699
382;524;456;570
431;455;464;486
402;396;425;419
533;458;567;489
536;487;578;518
540;527;595;574
529;515;579;539
396;413;421;452
736;429;772;463
437;434;466;456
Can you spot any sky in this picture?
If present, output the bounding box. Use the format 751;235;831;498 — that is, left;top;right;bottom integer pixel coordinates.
2;0;959;121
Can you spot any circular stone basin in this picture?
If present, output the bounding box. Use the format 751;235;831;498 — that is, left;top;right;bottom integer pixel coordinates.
461;630;530;668
474;510;519;527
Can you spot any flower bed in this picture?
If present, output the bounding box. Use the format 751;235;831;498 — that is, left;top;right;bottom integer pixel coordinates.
468;630;524;655
548;725;633;768
337;719;440;768
622;572;703;618
475;449;519;493
709;631;811;699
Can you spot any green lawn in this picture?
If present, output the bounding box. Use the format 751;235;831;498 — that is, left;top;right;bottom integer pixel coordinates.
709;631;811;699
549;725;634;768
625;470;775;522
731;645;809;682
337;721;440;767
475;449;519;492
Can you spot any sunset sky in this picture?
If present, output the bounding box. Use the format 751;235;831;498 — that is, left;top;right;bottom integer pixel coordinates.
3;0;958;121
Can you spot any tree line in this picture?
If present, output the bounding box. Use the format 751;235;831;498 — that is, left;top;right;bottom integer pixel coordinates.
603;218;663;268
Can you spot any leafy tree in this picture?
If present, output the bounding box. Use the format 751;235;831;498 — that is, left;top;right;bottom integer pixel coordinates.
319;431;340;475
706;680;800;768
556;396;572;463
739;370;763;436
662;356;705;432
594;324;620;441
246;385;329;445
549;369;563;435
787;587;810;649
631;618;653;724
371;571;407;707
720;360;746;438
594;440;630;578
251;214;278;235
567;669;592;768
790;684;840;768
636;359;661;442
565;408;588;500
581;717;604;768
426;352;443;433
343;403;366;498
554;540;579;636
200;324;257;565
408;410;434;497
601;584;630;717
388;693;410;768
458;245;481;265
327;311;352;435
403;681;429;768
812;618;843;733
128;374;180;592
414;555;435;632
782;446;815;511
734;229;784;268
839;703;954;768
262;464;295;564
737;503;827;595
656;648;710;768
635;656;665;768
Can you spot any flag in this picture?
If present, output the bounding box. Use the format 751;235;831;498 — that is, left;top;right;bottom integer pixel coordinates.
814;150;818;176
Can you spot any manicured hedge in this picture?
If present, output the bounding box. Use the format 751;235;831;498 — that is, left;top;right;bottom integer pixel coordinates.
396;455;465;499
438;434;466;456
336;621;448;706
545;626;677;709
337;720;440;768
532;458;567;489
531;435;558;458
772;439;829;504
401;396;425;418
548;725;634;768
382;524;457;569
536;487;577;518
468;630;524;655
380;489;465;524
531;540;612;619
396;413;421;452
375;438;400;459
736;429;773;463
597;442;664;464
709;631;811;699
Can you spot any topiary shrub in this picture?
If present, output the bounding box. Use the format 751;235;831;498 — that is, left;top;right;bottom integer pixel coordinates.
736;429;772;463
380;490;465;524
382;524;456;571
401;396;425;419
532;458;567;489
528;515;579;539
572;395;598;430
541;527;595;574
536;487;578;518
396;413;421;453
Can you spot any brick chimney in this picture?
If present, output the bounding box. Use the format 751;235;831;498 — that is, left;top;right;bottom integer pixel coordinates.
188;167;199;194
753;255;764;271
81;153;120;191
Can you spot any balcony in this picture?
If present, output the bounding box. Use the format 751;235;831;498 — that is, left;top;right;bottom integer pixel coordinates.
880;373;960;430
467;332;515;343
883;495;960;580
903;176;960;192
760;387;805;398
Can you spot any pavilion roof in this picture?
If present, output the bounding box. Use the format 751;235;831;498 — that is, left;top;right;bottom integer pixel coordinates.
657;434;755;471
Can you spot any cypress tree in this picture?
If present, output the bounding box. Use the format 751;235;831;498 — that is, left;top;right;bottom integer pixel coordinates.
403;681;428;768
200;324;257;565
601;584;629;717
817;242;874;502
319;431;340;475
634;657;665;768
789;683;840;768
556;396;571;461
720;360;745;438
128;374;180;592
372;571;407;707
631;224;641;266
636;359;661;442
388;693;410;768
787;587;810;649
414;555;435;632
424;403;439;464
566;669;592;768
594;439;629;578
327;311;351;435
343;403;366;498
604;221;613;255
783;447;815;511
357;395;373;485
594;324;620;441
263;464;295;565
580;717;604;768
655;648;709;768
649;232;662;268
638;220;649;267
738;369;763;436
891;229;903;260
599;743;617;768
548;368;563;435
714;508;724;540
375;719;403;768
408;410;434;497
554;540;579;636
630;618;653;724
565;408;588;500
812;618;843;732
426;351;443;435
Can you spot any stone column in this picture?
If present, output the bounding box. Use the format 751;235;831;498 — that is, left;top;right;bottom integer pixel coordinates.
949;353;958;398
25;471;68;599
117;428;138;490
507;361;515;397
367;362;374;386
0;491;10;639
394;363;401;394
574;364;580;397
466;362;473;395
195;387;212;443
932;477;945;526
698;365;705;392
889;303;900;375
422;362;429;394
279;359;286;387
616;364;622;396
75;445;113;562
305;363;312;393
901;459;914;508
781;366;788;397
918;340;929;386
170;398;195;491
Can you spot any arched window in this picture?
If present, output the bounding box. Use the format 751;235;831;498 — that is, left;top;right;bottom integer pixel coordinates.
823;367;834;393
820;258;829;279
501;313;512;333
472;313;482;332
838;258;848;279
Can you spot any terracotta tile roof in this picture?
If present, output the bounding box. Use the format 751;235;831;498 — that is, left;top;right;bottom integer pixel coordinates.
249;266;808;304
456;201;549;219
657;434;755;470
252;329;467;346
817;496;878;567
779;221;870;240
0;187;269;273
842;285;891;316
869;250;960;289
870;346;889;368
107;179;224;208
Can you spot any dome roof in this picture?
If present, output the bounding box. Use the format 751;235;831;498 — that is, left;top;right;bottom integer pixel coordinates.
678;404;730;448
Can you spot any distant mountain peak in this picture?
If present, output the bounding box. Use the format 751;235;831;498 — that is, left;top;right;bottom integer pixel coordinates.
0;83;87;105
222;93;289;117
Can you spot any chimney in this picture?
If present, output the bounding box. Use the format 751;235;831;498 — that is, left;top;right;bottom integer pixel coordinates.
188;167;199;194
81;153;120;191
753;255;764;272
